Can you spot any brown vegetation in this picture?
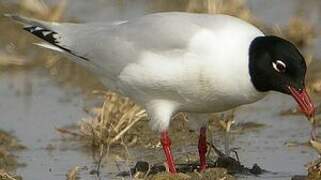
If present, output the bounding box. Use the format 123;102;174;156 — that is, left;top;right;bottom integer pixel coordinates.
0;130;25;180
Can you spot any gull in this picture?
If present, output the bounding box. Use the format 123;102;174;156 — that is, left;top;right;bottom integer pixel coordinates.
5;12;315;173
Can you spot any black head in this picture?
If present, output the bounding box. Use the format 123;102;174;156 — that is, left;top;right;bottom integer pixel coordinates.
249;35;314;118
249;35;306;94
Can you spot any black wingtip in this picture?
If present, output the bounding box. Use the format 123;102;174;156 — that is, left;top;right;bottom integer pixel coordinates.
7;15;90;62
23;26;58;44
23;25;90;61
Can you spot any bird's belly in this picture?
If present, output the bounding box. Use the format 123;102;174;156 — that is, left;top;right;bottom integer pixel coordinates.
117;50;265;113
117;75;263;113
172;84;263;113
177;96;256;113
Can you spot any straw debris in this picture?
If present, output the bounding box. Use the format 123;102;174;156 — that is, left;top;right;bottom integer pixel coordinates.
0;130;25;180
79;91;147;148
66;166;80;180
273;17;317;49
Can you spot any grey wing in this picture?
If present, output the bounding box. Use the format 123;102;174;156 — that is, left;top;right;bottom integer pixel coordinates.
73;12;203;76
6;12;203;77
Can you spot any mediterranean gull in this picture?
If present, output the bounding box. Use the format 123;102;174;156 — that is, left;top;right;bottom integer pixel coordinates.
6;12;315;173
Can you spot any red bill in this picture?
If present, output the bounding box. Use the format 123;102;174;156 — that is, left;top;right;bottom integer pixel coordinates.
288;86;315;118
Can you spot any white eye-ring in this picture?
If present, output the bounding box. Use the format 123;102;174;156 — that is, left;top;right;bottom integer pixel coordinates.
272;60;286;73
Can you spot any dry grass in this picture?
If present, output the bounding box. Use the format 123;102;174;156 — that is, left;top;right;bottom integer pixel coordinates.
0;130;25;179
19;0;66;21
273;17;317;49
0;169;21;180
0;130;25;170
79;91;146;148
148;168;235;180
65;166;80;180
56;91;147;175
189;0;256;23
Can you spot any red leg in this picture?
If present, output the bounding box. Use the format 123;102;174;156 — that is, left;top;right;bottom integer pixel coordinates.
160;131;176;173
198;127;207;172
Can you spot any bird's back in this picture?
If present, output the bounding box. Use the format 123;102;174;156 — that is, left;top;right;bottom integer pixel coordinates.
71;12;263;83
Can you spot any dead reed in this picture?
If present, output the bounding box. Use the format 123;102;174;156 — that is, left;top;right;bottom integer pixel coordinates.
0;130;25;180
65;166;80;180
79;91;146;148
273;17;317;49
0;170;21;180
189;0;256;23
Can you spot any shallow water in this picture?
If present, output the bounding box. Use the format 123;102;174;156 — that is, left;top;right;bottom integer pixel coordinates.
233;94;316;179
0;0;320;179
0;68;91;179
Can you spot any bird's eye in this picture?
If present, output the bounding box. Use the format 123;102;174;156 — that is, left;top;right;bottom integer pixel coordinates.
272;60;286;73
